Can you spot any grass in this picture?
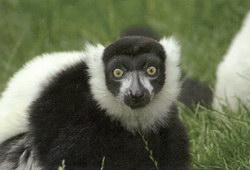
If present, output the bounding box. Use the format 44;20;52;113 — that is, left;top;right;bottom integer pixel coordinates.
58;160;66;170
139;130;159;170
179;104;250;169
0;0;250;169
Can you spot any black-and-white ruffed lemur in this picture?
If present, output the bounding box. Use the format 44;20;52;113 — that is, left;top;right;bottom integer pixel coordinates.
0;32;193;169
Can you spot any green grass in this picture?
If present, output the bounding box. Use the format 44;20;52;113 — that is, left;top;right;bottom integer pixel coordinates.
0;0;250;169
179;104;250;169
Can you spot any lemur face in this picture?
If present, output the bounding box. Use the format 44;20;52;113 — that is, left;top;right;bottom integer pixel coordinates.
103;36;166;109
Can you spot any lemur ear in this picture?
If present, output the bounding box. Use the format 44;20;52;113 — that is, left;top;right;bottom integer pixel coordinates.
159;37;181;64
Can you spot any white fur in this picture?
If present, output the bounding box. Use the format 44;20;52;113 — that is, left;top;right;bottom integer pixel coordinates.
86;37;181;133
17;150;41;170
0;136;41;170
213;11;250;111
118;72;154;100
119;72;134;96
139;72;154;94
0;52;85;144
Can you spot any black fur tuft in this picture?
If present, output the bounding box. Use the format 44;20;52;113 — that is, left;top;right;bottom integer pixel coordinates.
179;76;213;109
103;36;166;63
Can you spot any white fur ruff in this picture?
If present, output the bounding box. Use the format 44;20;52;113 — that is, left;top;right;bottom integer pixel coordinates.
213;11;250;111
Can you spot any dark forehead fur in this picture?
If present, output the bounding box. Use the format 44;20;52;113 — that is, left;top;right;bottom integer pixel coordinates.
103;36;166;63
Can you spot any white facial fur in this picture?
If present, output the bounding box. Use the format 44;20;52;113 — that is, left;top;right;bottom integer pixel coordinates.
213;11;250;111
119;72;133;96
138;72;154;95
86;37;181;133
118;71;154;102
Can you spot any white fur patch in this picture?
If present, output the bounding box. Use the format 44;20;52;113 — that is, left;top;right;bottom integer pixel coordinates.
0;136;42;170
86;37;181;133
17;151;42;170
118;71;154;101
119;72;133;97
0;52;85;144
213;11;250;111
139;72;154;95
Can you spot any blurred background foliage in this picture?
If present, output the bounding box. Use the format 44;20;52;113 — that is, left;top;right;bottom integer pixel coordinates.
1;0;250;89
0;0;250;169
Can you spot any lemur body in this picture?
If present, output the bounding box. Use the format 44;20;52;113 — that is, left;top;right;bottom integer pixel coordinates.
213;11;250;111
0;37;190;169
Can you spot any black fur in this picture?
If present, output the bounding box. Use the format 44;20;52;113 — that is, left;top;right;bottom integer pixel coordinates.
179;76;213;109
103;36;166;62
0;60;189;169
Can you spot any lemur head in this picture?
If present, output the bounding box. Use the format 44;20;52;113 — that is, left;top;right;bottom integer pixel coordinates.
86;36;181;132
103;36;166;109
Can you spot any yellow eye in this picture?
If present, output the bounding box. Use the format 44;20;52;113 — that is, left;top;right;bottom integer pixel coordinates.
146;66;157;76
113;69;124;78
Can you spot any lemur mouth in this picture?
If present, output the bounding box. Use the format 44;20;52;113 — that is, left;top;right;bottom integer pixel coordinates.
129;102;148;109
124;92;151;109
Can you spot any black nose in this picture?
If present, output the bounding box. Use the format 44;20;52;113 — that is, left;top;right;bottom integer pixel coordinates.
124;90;150;109
130;90;145;101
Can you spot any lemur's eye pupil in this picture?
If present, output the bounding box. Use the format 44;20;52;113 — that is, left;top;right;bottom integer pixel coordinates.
147;66;157;76
113;69;124;78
